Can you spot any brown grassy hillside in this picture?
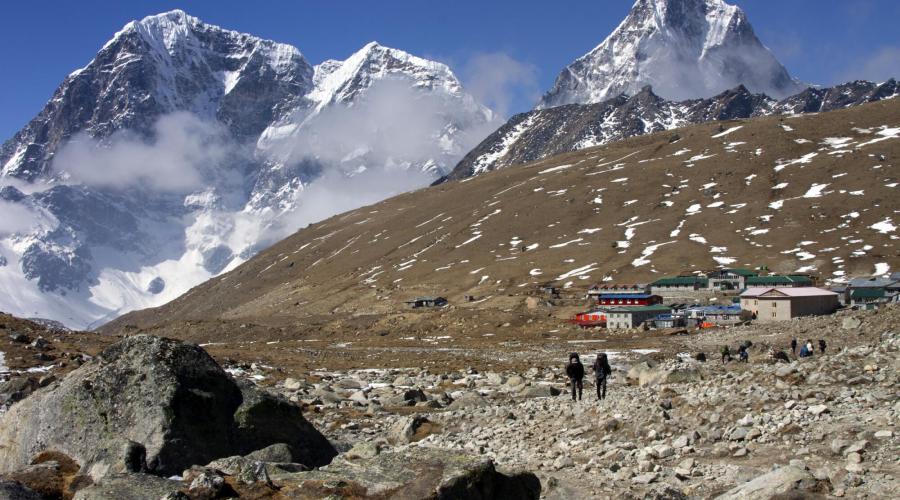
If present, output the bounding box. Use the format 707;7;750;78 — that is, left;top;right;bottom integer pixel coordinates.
104;99;899;339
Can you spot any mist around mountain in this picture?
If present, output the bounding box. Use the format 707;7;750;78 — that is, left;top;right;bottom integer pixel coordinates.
0;10;500;328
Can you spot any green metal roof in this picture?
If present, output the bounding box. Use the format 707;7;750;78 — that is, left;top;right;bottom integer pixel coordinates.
850;288;885;299
603;305;672;314
651;277;708;286
746;275;812;286
726;268;758;277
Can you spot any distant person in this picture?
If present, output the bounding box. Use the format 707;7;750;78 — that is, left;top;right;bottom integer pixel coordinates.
721;345;732;364
739;345;749;363
806;340;814;356
565;353;585;401
790;338;798;355
818;339;827;354
799;343;810;358
592;352;612;401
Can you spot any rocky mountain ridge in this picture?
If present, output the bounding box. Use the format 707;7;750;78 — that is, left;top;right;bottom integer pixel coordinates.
0;10;496;328
538;0;802;108
445;79;899;181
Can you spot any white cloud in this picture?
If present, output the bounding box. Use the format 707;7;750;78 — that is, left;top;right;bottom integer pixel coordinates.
51;112;240;193
842;46;900;83
461;52;539;117
0;200;42;235
272;78;497;173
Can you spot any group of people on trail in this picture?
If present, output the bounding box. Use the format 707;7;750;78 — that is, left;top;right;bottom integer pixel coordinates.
792;337;826;358
720;341;752;364
565;352;612;402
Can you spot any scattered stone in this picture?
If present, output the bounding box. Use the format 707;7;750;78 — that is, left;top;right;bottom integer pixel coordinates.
389;415;431;444
841;317;862;330
282;378;303;390
269;447;541;499
518;385;560;398
632;472;659;485
72;473;181;500
717;465;829;499
808;404;829;416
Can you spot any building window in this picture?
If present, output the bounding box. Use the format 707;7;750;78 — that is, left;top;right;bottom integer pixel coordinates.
754;300;758;305
772;302;777;307
772;311;777;318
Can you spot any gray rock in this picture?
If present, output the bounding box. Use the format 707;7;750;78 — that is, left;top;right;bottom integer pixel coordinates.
282;378;304;390
808;404;829;416
334;378;363;390
729;427;751;441
717;465;829;499
447;392;489;410
270;447;541;499
348;390;369;405
231;379;337;467
518;385;561;398
632;472;659;485
0;479;43;500
842;317;862;330
0;335;336;479
72;473;182;500
553;456;575;470
831;439;850;455
390;416;431;444
245;443;293;463
345;442;381;460
844;440;869;455
775;365;797;378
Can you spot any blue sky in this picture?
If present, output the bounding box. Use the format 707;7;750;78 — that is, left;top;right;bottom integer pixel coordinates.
1;0;898;140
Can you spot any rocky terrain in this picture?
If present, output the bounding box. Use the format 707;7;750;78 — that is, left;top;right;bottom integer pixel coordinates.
0;334;540;499
1;303;896;498
235;304;900;498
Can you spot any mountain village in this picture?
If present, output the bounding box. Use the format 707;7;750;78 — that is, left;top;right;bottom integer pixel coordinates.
569;270;900;330
0;0;898;498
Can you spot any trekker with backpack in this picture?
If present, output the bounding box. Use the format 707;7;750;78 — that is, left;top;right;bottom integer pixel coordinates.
565;353;585;401
592;353;612;401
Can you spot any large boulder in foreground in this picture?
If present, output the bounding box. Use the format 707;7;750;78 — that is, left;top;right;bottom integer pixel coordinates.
717;465;831;499
0;335;336;479
271;446;541;499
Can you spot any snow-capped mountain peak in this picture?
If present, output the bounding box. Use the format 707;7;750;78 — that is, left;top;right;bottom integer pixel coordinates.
538;0;801;109
0;12;497;328
308;41;465;109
